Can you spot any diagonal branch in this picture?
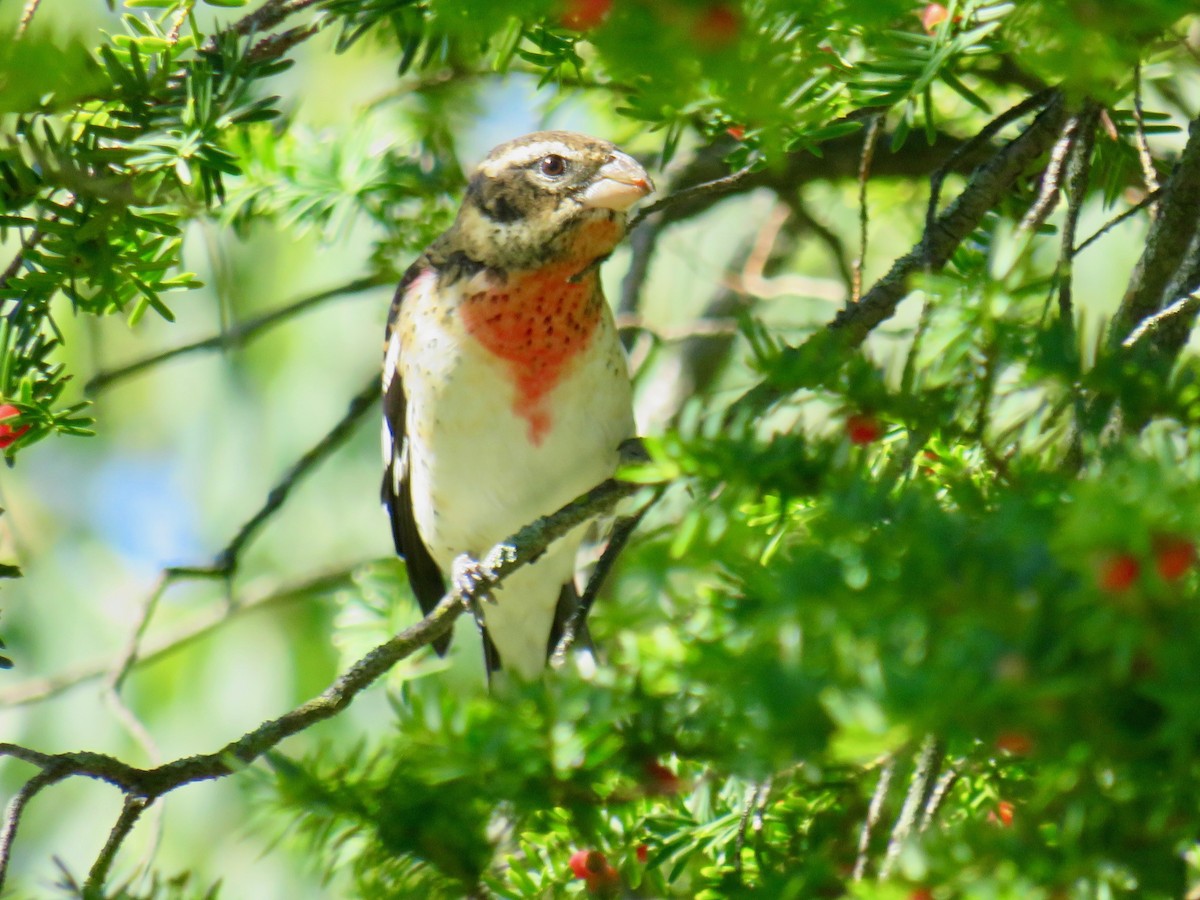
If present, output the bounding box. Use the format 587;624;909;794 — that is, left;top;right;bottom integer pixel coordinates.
829;93;1066;346
86;276;385;394
0;473;646;892
729;93;1066;419
212;376;380;575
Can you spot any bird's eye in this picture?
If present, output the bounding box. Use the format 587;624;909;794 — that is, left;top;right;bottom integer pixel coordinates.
539;154;567;177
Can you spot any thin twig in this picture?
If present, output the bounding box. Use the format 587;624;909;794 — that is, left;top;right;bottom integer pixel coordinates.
1132;63;1161;216
852;757;894;881
1111;113;1200;342
730;93;1067;418
550;486;663;666
1122;292;1200;350
1072;189;1162;257
725;203;845;304
93;378;375;724
246;23;321;65
214;376;379;574
785;197;854;296
837;95;1066;345
86;276;385;394
1019;113;1079;233
733;777;772;884
14;0;42;38
1056;103;1100;326
615;314;741;341
918;767;959;833
84;796;150;895
617;220;662;354
879;736;945;880
628;163;758;232
0;769;66;886
166;3;193;45
110;574;172;694
0;228;48;292
210;0;323;46
852;115;883;303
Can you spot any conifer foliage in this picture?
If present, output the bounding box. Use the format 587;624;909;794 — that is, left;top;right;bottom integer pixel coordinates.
2;1;1200;897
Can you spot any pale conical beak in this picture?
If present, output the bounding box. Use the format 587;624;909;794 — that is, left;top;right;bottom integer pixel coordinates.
579;151;654;212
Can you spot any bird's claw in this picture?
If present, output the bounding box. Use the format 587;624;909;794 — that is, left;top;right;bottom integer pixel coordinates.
452;554;497;631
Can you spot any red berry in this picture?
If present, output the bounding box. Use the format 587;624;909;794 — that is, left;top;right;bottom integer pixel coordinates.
569;849;593;879
641;760;682;795
561;0;611;30
1097;553;1140;593
725;124;746;141
692;4;740;46
988;800;1015;827
0;404;29;449
921;3;948;32
636;843;648;864
1153;535;1195;582
569;849;619;892
845;413;883;445
995;730;1034;755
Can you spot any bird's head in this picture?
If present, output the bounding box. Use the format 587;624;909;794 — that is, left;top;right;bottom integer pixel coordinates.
452;131;653;273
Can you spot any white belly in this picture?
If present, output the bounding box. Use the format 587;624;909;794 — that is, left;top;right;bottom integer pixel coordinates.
400;294;633;677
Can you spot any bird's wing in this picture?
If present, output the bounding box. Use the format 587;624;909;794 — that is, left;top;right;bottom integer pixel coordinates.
381;258;451;654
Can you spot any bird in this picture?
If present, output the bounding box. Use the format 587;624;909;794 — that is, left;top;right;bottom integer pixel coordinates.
381;131;653;679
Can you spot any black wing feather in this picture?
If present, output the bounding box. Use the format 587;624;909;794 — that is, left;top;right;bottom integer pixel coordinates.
382;261;451;655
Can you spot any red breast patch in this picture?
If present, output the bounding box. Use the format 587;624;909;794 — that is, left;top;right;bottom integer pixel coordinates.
460;264;601;445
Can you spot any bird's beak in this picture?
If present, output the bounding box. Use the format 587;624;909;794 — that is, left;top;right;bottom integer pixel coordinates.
579;151;654;212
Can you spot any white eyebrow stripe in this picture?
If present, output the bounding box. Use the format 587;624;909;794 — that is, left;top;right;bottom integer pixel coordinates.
480;140;578;174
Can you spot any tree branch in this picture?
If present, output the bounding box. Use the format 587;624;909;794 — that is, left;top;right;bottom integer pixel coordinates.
928;89;1057;253
728;93;1067;420
213;376;380;575
221;0;324;42
14;0;42;39
1056;102;1100;326
851;114;883;303
0;473;646;893
852;757;895;881
831;94;1066;346
879;736;945;880
1111;114;1200;343
84;796;150;895
0;768;65;888
86;276;385;394
636;121;1009;242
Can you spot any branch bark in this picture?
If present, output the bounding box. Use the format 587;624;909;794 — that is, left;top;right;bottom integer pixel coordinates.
1110;114;1200;344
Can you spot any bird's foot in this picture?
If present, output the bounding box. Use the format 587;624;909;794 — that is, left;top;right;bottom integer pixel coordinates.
451;553;498;631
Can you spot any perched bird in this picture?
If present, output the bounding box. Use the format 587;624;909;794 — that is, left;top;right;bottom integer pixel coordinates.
381;131;653;679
